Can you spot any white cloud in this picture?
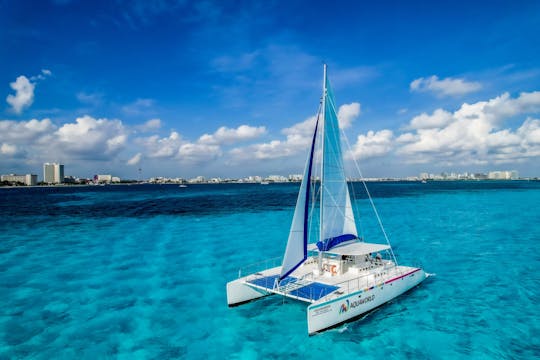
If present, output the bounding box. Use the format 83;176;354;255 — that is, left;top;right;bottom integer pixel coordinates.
127;152;142;165
408;109;453;130
136;129;224;165
30;69;53;81
136;118;162;132
231;117;314;161
233;102;361;161
6;76;35;114
0;118;54;142
349;130;394;160
1;143;18;155
137;131;182;158
519;118;540;144
178;143;222;163
230;139;297;161
282;115;317;139
337;102;361;129
410;75;481;97
56;115;127;157
0;115;129;164
199;125;266;145
398;91;540;164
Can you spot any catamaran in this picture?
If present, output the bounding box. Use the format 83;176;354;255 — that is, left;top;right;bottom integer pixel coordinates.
226;65;427;335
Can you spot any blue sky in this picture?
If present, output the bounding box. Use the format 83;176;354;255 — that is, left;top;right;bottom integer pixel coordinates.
1;0;540;179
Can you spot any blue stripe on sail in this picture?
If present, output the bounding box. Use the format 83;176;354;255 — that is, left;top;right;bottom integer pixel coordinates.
279;118;319;282
316;233;357;251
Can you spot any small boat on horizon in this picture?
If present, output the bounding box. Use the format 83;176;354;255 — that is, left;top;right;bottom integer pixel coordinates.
226;65;427;335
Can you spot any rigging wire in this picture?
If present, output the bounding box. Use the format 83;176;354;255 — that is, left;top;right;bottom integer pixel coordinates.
339;120;399;266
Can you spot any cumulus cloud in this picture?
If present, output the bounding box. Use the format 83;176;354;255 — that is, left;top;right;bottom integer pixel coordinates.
136;118;162;132
0;118;54;142
231;117;314;161
0;115;129;164
127;152;142;165
137;131;183;158
232;102;361;161
136;128;225;164
198;125;266;145
349;130;394;160
410;75;481;97
178;143;222;163
407;109;453;130
337;102;361;129
6;76;35;114
5;70;52;114
55;115;127;158
398;91;540;164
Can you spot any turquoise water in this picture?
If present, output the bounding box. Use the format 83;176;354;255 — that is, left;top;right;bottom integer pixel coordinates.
0;182;539;359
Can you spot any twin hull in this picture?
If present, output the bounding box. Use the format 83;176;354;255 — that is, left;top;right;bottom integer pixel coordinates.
227;268;426;335
307;268;425;334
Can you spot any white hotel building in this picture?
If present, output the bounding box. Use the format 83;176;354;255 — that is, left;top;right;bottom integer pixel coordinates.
0;174;37;186
43;163;64;184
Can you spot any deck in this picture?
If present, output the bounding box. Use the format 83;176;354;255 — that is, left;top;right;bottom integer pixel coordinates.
246;274;339;303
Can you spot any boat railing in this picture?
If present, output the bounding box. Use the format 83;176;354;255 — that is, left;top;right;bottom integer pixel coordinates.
237;256;282;279
319;263;420;302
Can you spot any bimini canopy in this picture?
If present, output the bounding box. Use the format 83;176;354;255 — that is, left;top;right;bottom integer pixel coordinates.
308;241;390;256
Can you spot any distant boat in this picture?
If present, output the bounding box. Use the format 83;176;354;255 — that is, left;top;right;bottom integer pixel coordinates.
260;181;269;185
179;184;188;188
226;65;427;335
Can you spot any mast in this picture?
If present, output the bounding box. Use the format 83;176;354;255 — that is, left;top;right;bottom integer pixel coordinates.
320;64;327;243
318;64;327;271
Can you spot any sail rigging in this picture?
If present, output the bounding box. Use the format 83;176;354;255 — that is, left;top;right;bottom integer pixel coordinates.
280;65;359;280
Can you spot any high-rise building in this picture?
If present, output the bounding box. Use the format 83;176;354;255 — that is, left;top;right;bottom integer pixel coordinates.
43;163;64;184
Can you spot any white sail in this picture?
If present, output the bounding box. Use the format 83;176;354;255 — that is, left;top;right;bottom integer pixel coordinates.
316;67;358;251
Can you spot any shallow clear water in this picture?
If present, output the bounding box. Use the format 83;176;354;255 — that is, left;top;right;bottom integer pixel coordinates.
1;182;539;359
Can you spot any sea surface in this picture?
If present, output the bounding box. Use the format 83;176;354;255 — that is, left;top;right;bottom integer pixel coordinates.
0;181;539;359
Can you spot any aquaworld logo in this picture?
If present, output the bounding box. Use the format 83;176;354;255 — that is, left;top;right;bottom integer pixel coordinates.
339;300;349;313
339;295;375;314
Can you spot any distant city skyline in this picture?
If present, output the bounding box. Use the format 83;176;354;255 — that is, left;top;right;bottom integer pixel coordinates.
0;164;529;185
1;1;539;179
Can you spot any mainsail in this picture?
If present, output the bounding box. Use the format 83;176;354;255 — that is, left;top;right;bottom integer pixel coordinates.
317;68;358;251
280;65;358;280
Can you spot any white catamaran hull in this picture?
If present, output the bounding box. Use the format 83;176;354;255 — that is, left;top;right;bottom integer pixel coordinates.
307;268;425;334
227;277;271;306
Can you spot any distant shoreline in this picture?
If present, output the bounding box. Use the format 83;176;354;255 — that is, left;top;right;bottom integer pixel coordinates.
1;178;538;189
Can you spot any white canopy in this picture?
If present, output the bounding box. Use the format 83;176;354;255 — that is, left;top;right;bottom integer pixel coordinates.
307;241;390;256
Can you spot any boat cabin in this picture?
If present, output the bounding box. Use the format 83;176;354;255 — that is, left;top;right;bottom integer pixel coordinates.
307;241;393;277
